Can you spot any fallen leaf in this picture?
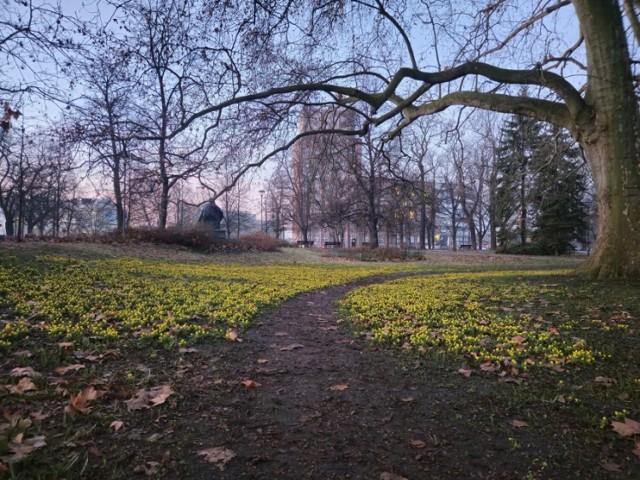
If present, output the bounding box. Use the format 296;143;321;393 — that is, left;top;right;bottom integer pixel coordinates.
511;335;526;344
4;435;46;463
58;342;73;349
178;347;198;354
13;350;32;358
458;368;472;377
380;472;408;480
5;377;38;394
600;461;622;472
280;343;304;351
329;384;349;391
110;420;124;432
150;385;174;406
30;411;49;421
197;447;235;471
510;419;528;428
400;396;415;403
275;332;288;337
54;364;85;375
225;330;239;342
82;386;104;401
595;376;616;387
125;385;174;411
133;461;159;476
480;362;500;372
10;367;36;377
257;359;269;364
66;386;103;415
241;380;261;388
611;418;640;437
409;439;426;449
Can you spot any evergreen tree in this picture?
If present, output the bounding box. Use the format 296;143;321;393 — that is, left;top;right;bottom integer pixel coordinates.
494;114;546;248
530;128;589;255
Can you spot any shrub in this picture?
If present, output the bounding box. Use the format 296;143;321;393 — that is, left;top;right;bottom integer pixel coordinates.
238;232;280;251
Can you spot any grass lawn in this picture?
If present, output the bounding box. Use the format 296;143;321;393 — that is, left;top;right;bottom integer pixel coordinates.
0;242;637;478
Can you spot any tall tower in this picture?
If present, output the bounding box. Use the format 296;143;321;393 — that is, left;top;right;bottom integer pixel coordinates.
290;106;359;244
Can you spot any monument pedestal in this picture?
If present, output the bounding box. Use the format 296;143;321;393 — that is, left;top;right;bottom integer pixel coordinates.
211;229;226;239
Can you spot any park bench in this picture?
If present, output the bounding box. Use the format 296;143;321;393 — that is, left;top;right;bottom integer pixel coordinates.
323;241;341;248
296;240;314;248
459;244;472;250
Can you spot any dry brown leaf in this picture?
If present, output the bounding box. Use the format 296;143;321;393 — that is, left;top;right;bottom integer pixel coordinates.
280;343;304;351
178;347;198;354
594;376;616;387
125;385;174;411
511;335;526;344
54;364;85;375
611;418;640;437
400;396;415;403
58;342;73;349
150;385;174;406
10;367;36;377
13;350;32;358
510;419;528;428
600;461;623;472
479;362;500;372
241;380;261;388
329;384;349;391
4;435;46;463
225;330;239;342
6;377;38;394
29;411;49;421
257;359;269;364
458;368;472;377
133;461;160;476
110;420;124;432
409;439;426;449
197;447;235;471
275;332;289;337
66;386;103;415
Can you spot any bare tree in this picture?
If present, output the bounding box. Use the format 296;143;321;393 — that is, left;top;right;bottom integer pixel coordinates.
166;1;640;278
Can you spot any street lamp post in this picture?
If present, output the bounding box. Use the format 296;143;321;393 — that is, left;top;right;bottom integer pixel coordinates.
259;189;265;232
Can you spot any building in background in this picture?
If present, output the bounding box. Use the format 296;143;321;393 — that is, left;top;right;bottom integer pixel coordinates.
291;105;360;246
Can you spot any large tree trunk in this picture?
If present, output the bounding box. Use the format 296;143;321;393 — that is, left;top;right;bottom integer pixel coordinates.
573;0;640;278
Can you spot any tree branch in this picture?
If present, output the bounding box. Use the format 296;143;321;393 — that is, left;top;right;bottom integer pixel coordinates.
390;91;573;138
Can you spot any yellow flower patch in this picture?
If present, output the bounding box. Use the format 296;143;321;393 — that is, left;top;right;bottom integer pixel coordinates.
341;270;604;369
0;253;411;348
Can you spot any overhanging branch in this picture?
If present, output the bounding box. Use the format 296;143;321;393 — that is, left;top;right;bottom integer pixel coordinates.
389;91;573;139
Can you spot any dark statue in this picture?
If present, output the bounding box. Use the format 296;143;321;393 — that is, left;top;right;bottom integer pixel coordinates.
198;200;224;230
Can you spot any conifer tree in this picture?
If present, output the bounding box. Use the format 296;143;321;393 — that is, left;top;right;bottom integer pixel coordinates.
494;114;545;248
530;128;588;255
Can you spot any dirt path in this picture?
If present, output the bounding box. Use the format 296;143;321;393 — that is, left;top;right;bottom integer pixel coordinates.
165;278;527;480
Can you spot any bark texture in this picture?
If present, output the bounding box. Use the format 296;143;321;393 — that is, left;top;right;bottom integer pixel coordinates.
573;0;640;278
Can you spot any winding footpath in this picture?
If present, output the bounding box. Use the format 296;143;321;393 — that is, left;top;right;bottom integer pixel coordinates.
171;277;521;480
